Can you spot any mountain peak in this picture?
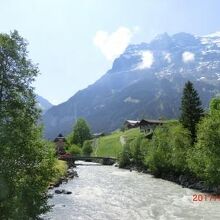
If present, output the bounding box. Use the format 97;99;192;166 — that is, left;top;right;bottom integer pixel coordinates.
150;32;172;49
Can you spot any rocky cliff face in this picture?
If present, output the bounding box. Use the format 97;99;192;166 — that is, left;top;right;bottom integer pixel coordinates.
43;32;220;139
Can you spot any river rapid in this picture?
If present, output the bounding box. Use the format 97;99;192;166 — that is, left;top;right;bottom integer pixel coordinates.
43;162;220;220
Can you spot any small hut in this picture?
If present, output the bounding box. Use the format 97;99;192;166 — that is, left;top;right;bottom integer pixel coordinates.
54;133;66;155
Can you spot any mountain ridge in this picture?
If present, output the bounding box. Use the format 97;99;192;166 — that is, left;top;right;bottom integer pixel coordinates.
36;95;53;114
42;31;220;139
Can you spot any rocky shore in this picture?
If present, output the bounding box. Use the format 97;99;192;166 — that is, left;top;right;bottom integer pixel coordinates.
159;173;220;194
48;166;78;195
121;164;220;194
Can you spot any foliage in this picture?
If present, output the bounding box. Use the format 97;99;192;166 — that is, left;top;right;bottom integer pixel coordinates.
52;160;68;184
66;144;82;155
119;134;149;169
168;124;191;173
119;143;132;168
82;140;93;156
145;126;172;176
0;31;56;219
179;81;204;143
69;118;91;147
210;97;220;115
145;123;191;176
187;103;220;185
130;136;148;168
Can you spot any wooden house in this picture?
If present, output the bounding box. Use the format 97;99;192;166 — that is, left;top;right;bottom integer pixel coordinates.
139;119;166;134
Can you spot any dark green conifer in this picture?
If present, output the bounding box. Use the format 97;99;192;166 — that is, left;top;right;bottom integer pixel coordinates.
180;81;204;143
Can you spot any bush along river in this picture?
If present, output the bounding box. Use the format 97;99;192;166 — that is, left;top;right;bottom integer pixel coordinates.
42;161;220;220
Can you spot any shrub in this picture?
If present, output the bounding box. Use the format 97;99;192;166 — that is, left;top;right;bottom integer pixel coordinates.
67;144;82;155
145;126;172;176
210;97;220;115
119;143;132;168
145;123;191;176
169;124;191;173
130;136;147;168
119;135;148;169
187;108;220;185
52;160;68;183
82;140;93;156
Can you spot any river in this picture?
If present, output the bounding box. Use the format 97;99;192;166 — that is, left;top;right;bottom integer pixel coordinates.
42;162;220;220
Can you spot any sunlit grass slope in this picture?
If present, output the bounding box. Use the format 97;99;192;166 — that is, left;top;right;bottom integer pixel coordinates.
94;128;141;158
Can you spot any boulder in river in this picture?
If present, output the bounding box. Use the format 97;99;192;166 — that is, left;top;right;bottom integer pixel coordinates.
55;189;62;194
54;189;72;195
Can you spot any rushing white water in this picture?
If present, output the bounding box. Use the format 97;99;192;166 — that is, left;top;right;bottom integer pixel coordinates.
43;162;220;220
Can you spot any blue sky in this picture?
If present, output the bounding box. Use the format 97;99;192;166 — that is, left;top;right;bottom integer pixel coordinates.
0;0;220;104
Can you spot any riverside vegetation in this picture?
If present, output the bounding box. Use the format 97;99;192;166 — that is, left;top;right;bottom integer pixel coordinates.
118;85;220;192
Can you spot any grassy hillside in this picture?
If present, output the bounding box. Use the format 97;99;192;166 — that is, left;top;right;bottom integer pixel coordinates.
93;128;141;158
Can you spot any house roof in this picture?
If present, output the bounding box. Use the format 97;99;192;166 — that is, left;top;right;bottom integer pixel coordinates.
92;132;105;137
125;120;140;124
139;119;166;125
54;133;66;142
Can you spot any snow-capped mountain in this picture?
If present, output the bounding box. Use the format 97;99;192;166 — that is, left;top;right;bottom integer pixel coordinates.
42;32;220;139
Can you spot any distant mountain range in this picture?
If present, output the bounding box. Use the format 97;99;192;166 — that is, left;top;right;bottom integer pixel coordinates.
36;95;53;114
42;32;220;139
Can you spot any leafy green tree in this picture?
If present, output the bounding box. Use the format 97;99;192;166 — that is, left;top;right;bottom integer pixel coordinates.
145;126;172;176
0;31;56;219
188;98;220;185
180;81;204;143
144;122;191;176
82;140;93;156
69;118;91;147
169;123;191;173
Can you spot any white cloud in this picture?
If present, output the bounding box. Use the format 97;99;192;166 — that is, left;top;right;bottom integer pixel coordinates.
138;50;154;69
199;76;206;80
93;27;133;60
164;53;171;63
182;51;195;63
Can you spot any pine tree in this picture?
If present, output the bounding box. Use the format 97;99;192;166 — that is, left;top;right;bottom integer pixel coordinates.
179;81;204;143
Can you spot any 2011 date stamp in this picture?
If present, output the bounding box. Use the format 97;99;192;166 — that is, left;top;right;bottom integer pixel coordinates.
193;194;220;202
